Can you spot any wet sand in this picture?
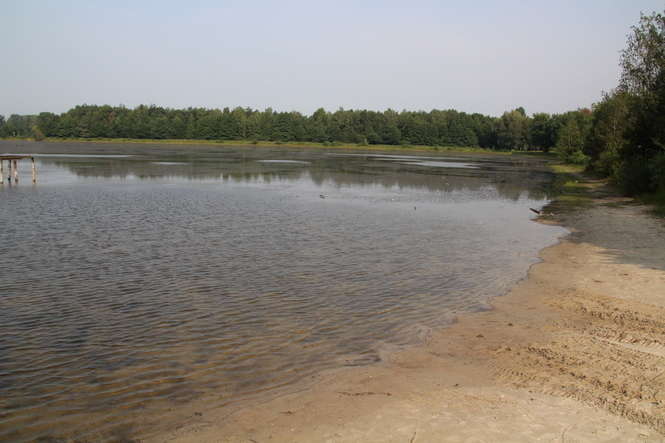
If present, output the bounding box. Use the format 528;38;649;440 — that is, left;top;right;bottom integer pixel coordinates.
152;179;665;442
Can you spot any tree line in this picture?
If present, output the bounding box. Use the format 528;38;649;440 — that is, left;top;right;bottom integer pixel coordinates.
0;10;662;198
0;103;590;153
584;11;665;197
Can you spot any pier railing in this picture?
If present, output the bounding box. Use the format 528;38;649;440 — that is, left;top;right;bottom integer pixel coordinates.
0;156;37;184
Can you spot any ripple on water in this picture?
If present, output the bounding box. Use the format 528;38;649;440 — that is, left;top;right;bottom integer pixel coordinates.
0;146;565;442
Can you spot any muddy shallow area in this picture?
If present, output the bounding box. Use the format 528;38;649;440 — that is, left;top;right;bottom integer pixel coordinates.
156;178;665;442
0;141;568;442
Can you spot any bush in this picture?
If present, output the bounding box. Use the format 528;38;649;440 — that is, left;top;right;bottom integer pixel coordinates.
616;152;665;196
567;150;589;165
595;148;621;177
649;152;665;192
555;146;589;165
617;157;652;195
639;185;665;217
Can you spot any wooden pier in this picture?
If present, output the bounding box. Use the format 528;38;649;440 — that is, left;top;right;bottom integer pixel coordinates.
0;155;37;184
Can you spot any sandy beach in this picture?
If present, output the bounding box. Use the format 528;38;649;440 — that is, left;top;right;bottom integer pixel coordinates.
150;177;665;443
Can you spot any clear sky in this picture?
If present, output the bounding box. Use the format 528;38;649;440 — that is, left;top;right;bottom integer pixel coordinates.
1;1;663;117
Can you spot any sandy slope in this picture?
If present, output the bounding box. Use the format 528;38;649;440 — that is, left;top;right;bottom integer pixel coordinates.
152;194;665;442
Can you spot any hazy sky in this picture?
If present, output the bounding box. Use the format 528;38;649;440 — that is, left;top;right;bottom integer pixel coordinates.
1;1;663;117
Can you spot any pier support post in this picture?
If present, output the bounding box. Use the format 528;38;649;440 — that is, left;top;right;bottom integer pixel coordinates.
0;160;3;184
13;160;18;184
31;157;36;184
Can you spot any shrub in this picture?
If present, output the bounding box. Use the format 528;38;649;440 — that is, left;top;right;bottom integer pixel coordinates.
649;152;665;192
555;146;589;165
595;148;621;177
617;157;652;195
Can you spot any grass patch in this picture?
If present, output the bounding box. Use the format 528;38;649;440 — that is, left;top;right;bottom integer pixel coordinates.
551;163;585;174
554;194;594;205
548;165;588;196
1;136;547;156
509;151;558;159
542;161;597;215
562;179;586;189
549;163;665;218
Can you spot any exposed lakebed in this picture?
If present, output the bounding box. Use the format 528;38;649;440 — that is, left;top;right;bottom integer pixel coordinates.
0;141;566;442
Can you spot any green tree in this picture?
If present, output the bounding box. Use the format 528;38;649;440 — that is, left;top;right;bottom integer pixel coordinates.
496;109;529;150
554;110;592;164
31;125;45;141
620;11;665;95
529;113;558;152
617;10;665;194
555;119;587;164
585;91;631;177
36;112;58;136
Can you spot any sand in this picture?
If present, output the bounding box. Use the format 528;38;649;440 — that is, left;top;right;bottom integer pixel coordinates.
151;181;665;442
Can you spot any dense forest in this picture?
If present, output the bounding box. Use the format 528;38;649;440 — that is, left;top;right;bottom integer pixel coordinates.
0;104;585;153
0;11;663;199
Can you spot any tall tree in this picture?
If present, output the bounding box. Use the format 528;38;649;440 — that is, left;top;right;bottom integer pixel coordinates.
529;113;557;152
617;10;665;193
620;11;665;96
585;91;631;177
496;109;529;150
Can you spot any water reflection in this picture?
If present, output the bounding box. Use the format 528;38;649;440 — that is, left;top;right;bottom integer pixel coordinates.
23;145;554;202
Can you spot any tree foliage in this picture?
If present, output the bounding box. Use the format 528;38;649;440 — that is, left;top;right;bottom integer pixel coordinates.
620;11;665;95
0;104;595;154
585;91;631;176
555;109;592;164
589;10;665;196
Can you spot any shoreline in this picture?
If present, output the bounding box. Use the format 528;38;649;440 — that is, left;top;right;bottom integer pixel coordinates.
0;136;533;156
151;174;665;442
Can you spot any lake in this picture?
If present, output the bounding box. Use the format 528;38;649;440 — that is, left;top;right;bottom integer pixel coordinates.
0;141;566;442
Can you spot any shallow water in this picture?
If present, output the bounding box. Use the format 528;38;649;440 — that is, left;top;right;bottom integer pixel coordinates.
0;141;566;442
